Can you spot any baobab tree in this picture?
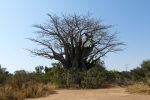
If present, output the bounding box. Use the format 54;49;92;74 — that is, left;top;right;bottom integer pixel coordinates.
29;14;124;71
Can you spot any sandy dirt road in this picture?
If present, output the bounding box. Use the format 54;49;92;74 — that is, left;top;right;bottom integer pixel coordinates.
27;88;150;100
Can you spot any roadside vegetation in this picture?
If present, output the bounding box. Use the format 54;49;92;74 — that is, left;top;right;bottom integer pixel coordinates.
0;60;150;99
0;65;56;100
127;60;150;94
127;83;150;94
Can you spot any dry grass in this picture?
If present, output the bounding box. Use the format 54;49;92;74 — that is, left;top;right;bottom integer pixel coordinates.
0;86;25;100
0;82;56;100
127;83;150;94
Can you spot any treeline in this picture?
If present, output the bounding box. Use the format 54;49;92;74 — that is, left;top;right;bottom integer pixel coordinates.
0;60;150;99
1;60;150;89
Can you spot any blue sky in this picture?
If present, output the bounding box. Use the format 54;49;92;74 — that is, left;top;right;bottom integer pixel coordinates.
0;0;150;72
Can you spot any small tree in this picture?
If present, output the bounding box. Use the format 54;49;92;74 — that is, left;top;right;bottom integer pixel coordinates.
0;65;10;84
35;66;44;74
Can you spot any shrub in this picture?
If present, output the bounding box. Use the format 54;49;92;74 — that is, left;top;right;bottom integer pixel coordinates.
105;71;117;84
0;82;55;100
127;83;150;94
0;86;24;100
45;66;66;86
64;69;83;88
0;65;10;85
11;70;29;89
81;67;107;88
130;60;150;82
24;82;56;98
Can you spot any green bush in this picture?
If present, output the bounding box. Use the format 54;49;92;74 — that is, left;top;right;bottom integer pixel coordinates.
81;67;107;88
0;65;10;85
105;71;117;84
131;60;150;82
64;69;83;88
46;66;66;85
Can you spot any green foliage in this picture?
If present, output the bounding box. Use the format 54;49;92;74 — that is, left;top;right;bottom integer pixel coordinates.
81;66;107;88
45;66;66;85
35;66;44;74
28;60;150;88
131;60;150;82
141;60;150;70
64;69;82;87
0;65;10;85
105;71;117;83
131;67;145;81
1;59;150;93
42;61;109;88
